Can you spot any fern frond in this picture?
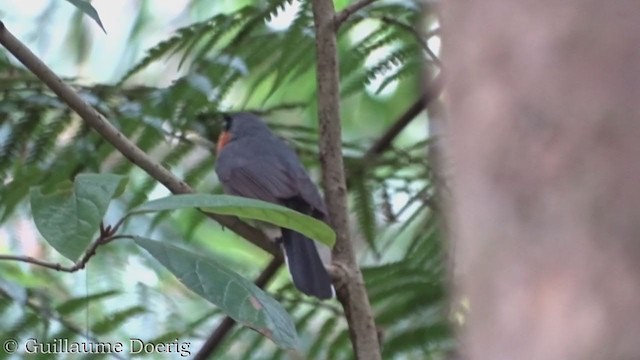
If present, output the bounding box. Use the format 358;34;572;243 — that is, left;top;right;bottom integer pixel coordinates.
184;155;215;189
327;329;351;359
118;14;228;84
260;3;315;104
382;323;453;358
375;284;444;325
190;6;262;66
91;305;147;335
55;290;120;315
0;113;41;175
308;316;340;358
352;170;379;256
26;111;73;166
0;166;43;222
126;176;157;210
375;58;421;94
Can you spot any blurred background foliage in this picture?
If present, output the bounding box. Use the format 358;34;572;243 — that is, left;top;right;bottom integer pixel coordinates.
0;0;452;358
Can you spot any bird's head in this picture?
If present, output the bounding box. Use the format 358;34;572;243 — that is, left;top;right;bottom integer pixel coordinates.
216;112;272;153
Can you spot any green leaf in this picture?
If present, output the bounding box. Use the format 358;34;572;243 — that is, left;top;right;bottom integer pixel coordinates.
65;0;106;33
30;173;128;261
130;194;336;248
134;237;299;349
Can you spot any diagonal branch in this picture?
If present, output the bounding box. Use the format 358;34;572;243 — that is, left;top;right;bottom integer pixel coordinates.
363;73;443;161
379;16;441;66
193;256;284;360
0;20;276;256
334;0;377;29
311;0;382;358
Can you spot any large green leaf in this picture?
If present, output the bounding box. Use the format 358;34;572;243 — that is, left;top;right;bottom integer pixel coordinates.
130;194;336;248
64;0;106;33
134;237;298;349
30;173;128;261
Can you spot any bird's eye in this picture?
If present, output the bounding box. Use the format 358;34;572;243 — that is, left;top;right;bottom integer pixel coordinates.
222;114;233;131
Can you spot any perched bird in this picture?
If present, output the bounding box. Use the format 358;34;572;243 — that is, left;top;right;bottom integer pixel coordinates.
214;112;333;299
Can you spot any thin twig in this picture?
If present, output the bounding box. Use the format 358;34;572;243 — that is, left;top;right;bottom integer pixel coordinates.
0;20;276;256
0;254;69;271
193;256;284;360
0;235;131;272
334;0;377;29
363;73;443;161
109;214;131;236
379;16;441;66
276;294;343;316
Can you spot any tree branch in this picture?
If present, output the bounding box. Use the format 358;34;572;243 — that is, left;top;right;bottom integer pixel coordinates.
363;73;443;161
334;0;377;29
379;16;441;66
0;233;129;272
311;0;381;359
0;20;276;256
193;256;284;360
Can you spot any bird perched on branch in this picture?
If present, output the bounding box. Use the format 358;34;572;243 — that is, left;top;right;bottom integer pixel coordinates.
214;112;333;299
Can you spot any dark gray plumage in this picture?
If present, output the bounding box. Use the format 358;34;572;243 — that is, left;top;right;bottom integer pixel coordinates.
215;112;333;299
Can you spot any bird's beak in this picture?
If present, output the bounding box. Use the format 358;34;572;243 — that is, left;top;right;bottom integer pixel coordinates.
217;131;231;154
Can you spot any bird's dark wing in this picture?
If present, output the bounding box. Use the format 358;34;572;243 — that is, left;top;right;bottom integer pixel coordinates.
293;171;328;218
216;136;328;217
216;156;299;203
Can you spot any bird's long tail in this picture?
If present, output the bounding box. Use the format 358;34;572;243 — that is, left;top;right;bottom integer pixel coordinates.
281;228;333;299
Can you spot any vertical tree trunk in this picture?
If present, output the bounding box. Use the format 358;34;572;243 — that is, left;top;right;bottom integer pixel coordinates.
311;1;381;358
442;1;640;359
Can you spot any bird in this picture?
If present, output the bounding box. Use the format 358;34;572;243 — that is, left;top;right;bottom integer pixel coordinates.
214;112;334;299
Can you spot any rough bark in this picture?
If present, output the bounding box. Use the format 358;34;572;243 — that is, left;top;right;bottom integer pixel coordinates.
311;0;381;358
442;0;640;359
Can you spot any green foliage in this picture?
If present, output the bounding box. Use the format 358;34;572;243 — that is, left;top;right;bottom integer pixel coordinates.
55;290;120;315
352;169;379;256
24;172;335;349
29;174;127;261
91;305;147;334
135;237;299;349
131;194;336;247
0;0;447;358
0;280;215;360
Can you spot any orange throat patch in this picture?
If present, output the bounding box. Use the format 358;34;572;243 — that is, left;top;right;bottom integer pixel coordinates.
217;131;231;153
